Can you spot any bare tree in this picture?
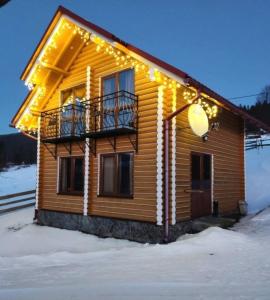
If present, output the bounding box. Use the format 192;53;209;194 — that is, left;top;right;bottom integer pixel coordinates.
257;85;270;104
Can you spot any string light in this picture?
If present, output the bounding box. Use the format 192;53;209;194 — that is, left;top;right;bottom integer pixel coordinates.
187;96;219;119
19;17;220;132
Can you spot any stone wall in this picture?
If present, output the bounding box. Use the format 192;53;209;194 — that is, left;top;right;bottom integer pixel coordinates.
37;209;192;244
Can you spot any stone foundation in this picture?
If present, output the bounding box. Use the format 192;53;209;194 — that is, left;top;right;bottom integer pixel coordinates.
37;209;192;244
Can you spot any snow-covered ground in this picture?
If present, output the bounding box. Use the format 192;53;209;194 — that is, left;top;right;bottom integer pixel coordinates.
246;147;270;212
0;165;36;195
0;149;269;299
0;207;270;299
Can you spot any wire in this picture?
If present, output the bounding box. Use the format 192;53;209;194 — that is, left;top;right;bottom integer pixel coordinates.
229;92;267;101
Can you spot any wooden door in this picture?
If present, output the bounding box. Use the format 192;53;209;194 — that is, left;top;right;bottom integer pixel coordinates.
191;153;212;219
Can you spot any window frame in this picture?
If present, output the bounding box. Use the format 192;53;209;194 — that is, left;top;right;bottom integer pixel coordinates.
99;152;134;198
58;156;85;196
101;69;135;130
191;152;212;191
60;83;86;105
59;83;86;137
101;68;135;95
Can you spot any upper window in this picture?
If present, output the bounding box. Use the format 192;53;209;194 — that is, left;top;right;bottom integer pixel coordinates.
61;84;86;105
102;69;135;130
102;69;134;95
59;156;84;195
99;152;133;197
60;84;86;137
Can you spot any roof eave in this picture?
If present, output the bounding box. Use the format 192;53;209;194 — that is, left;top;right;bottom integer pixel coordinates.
20;7;63;81
15;5;270;134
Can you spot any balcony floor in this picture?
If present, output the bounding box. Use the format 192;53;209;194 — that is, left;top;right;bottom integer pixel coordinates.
41;135;84;144
83;127;136;139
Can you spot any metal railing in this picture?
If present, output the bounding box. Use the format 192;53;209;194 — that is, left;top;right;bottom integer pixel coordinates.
40;91;138;142
86;90;138;135
0;190;36;214
40;103;86;141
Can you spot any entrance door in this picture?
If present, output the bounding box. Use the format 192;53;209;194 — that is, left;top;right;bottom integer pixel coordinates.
191;153;212;219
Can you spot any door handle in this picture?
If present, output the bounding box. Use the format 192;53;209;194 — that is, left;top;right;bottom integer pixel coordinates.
184;189;204;193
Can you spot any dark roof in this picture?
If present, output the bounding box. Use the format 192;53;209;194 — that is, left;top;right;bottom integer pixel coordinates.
13;6;270;133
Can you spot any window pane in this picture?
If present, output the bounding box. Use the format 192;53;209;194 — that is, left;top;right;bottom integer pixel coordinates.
103;77;116;130
119;70;134;128
119;153;132;195
74;100;85;136
102;156;115;194
60;105;73;137
74;85;85;101
202;155;211;189
60;158;71;192
119;69;134;93
203;155;211;180
61;89;73;105
191;154;200;189
74;158;84;192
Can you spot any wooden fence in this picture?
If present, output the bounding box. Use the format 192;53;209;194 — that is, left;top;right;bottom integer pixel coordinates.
0;190;36;214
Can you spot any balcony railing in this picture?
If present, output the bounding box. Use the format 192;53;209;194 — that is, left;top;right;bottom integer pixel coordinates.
40;91;138;142
40;103;86;143
85;90;138;138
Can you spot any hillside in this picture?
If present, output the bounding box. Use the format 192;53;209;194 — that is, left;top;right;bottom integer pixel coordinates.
0;133;36;170
0;165;36;195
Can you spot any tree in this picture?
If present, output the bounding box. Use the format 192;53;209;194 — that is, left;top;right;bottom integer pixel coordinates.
256;85;270;104
239;85;270;134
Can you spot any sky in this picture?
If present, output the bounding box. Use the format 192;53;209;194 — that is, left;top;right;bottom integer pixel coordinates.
0;0;270;134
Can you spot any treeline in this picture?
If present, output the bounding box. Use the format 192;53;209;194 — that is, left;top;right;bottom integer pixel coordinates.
239;101;270;133
0;133;36;170
239;85;270;133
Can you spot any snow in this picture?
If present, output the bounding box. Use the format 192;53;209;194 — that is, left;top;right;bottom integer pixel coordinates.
246;147;270;212
0;149;269;299
0;165;36;196
1;207;270;299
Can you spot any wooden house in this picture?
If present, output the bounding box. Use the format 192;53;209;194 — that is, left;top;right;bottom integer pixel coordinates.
11;7;270;243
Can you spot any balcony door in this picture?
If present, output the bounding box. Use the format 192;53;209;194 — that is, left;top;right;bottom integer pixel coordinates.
102;69;134;131
60;84;85;137
191;153;212;219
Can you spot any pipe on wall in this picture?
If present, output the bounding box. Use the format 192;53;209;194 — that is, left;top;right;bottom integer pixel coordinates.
163;92;201;243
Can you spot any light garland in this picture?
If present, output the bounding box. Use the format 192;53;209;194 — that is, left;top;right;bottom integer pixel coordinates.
16;86;46;131
18;17;220;132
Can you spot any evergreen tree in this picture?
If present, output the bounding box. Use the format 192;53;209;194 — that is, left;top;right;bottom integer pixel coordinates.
239;85;270;134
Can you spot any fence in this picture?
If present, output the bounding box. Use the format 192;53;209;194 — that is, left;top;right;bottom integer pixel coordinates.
0;190;36;214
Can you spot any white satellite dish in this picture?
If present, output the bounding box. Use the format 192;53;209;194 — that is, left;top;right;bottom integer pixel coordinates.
188;104;209;137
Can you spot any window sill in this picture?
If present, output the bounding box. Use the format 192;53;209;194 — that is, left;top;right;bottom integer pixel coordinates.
57;192;84;196
98;194;133;199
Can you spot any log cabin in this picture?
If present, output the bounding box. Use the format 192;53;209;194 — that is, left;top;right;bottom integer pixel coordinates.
11;6;270;243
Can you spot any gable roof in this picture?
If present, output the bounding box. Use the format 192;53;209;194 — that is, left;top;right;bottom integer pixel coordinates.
11;6;270;133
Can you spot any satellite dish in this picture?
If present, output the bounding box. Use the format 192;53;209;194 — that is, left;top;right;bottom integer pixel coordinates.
188;104;209;137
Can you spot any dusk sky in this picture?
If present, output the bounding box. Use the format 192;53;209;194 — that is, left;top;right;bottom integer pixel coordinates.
0;0;270;134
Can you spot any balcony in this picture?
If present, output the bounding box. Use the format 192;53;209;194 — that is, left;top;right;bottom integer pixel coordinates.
85;90;138;138
40;91;138;143
40;103;86;143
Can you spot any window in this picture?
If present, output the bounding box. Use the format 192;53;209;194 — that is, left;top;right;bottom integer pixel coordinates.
59;157;84;194
191;153;211;190
61;84;86;105
102;69;135;130
60;84;86;137
100;152;133;197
